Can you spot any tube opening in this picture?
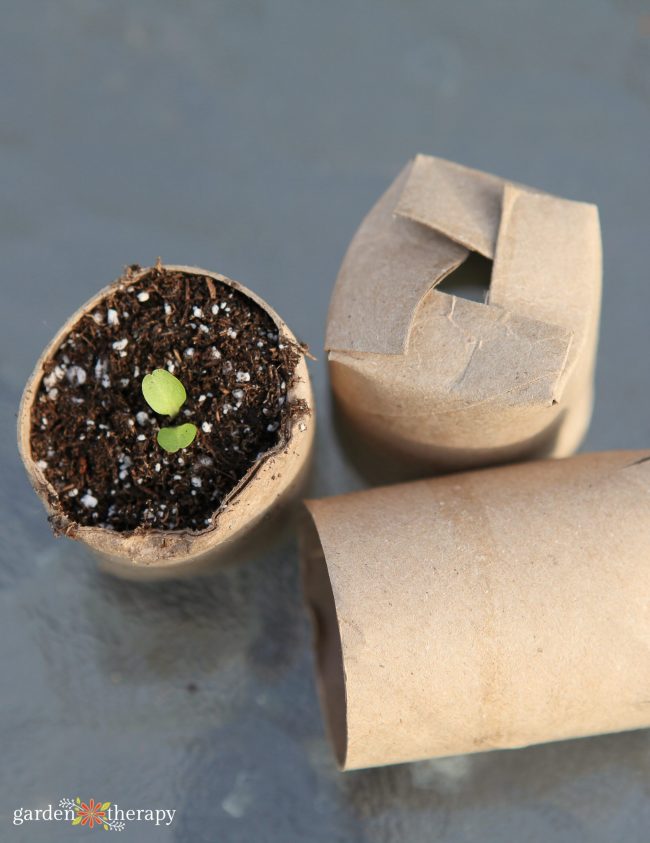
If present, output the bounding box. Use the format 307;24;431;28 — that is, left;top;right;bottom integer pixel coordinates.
436;252;492;303
300;510;348;768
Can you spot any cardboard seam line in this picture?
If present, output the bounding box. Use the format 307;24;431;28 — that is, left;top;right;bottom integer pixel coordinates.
421;476;506;751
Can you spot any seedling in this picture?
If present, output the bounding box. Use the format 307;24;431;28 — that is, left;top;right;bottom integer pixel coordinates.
141;369;197;453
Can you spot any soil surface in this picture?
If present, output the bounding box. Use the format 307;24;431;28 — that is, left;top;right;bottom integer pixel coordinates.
30;265;306;532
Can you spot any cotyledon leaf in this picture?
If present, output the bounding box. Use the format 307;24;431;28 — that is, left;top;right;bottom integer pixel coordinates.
157;423;198;453
142;369;187;417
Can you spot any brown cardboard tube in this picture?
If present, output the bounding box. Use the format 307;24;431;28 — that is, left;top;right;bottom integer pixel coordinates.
326;155;602;471
302;451;650;770
18;265;314;574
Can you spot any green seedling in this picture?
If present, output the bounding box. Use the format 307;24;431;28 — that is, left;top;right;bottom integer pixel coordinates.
141;369;197;453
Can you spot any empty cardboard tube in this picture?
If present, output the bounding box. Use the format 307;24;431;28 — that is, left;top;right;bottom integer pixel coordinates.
18;265;314;573
326;155;602;471
302;451;650;770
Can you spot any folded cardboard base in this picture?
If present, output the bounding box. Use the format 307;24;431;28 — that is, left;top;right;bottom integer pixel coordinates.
326;156;602;472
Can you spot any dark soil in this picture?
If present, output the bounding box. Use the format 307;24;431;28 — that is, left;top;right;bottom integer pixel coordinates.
30;264;307;532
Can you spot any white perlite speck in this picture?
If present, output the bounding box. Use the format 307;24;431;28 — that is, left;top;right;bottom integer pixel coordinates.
137;291;150;302
136;411;149;426
193;306;203;318
211;347;221;359
211;304;220;315
236;371;250;383
36;460;48;470
43;366;65;389
68;488;78;497
94;358;108;381
112;338;128;351
137;434;146;441
164;303;172;315
232;388;244;400
227;328;238;339
107;308;119;326
201;422;213;433
80;492;98;508
191;477;202;488
184;347;195;357
66;366;87;386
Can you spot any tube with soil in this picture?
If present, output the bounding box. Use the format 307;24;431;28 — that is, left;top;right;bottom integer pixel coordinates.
18;263;314;575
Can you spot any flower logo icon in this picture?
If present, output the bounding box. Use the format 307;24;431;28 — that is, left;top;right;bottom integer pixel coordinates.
59;797;123;831
73;798;109;829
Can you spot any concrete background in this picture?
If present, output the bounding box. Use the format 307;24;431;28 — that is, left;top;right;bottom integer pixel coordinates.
2;0;650;840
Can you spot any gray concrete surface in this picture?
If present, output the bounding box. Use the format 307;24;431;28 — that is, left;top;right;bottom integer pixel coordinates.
2;0;650;840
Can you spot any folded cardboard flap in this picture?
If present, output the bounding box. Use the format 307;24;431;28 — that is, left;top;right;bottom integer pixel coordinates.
302;451;650;771
326;155;602;468
326;162;468;355
394;153;505;258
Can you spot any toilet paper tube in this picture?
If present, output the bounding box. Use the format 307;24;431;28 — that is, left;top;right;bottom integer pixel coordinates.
326;155;602;471
18;264;314;574
302;451;650;770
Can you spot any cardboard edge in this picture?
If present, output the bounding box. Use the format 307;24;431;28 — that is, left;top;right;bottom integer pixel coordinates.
301;502;350;770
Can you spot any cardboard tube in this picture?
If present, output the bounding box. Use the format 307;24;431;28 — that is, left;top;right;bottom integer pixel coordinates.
18;265;314;574
326;155;602;471
302;451;650;770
